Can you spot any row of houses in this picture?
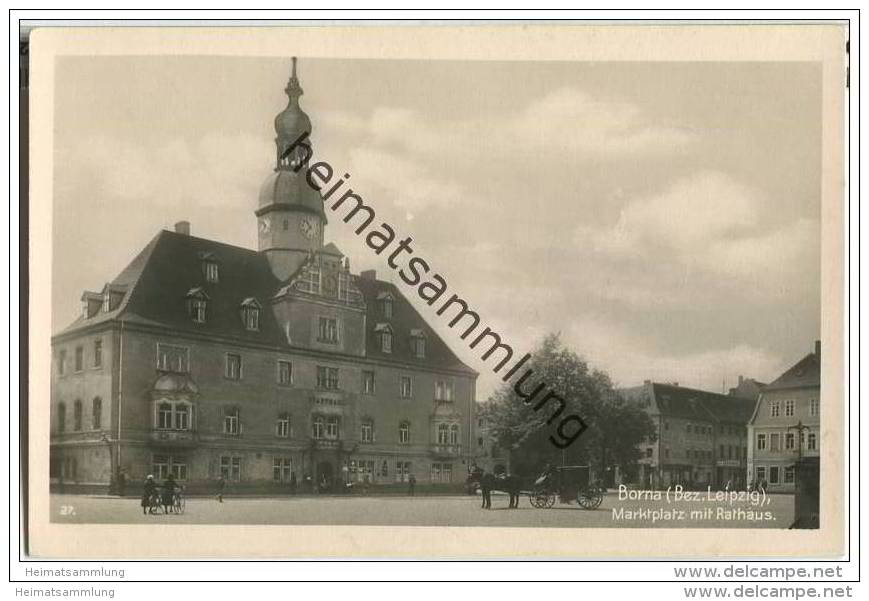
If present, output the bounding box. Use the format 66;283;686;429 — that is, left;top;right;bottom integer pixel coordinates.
623;341;821;492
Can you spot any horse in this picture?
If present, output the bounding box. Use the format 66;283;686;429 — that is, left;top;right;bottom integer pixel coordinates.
480;472;522;509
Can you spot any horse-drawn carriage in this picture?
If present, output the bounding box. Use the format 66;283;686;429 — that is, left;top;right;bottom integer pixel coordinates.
469;464;605;510
529;465;605;510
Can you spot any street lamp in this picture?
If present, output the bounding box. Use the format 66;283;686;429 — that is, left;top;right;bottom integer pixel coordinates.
100;433;117;495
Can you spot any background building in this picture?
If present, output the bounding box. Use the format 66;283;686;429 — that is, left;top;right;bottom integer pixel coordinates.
50;61;478;494
623;381;754;490
747;341;821;492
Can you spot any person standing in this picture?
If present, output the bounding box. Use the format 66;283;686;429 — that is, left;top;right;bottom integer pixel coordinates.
162;473;179;513
141;475;157;515
408;473;416;497
289;471;297;495
216;475;226;503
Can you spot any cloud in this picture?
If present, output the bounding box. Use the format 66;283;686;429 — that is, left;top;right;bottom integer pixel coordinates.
512;87;698;157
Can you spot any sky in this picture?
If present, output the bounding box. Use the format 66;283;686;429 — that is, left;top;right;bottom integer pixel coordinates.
52;56;822;401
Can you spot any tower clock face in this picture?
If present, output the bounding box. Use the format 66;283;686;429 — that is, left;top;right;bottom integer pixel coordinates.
299;217;318;240
259;217;271;234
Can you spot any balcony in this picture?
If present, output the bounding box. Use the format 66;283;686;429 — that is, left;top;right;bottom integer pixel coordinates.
150;429;198;447
430;443;462;458
311;438;342;450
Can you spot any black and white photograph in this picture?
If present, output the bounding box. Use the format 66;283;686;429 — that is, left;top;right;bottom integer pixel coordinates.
22;21;850;561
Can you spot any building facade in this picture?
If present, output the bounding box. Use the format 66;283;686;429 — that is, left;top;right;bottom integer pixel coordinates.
623;381;754;490
50;60;478;493
746;342;820;492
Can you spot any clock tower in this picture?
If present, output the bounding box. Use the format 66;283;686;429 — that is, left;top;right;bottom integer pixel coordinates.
256;57;327;281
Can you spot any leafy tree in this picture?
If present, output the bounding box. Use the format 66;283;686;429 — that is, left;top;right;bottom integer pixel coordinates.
481;333;656;481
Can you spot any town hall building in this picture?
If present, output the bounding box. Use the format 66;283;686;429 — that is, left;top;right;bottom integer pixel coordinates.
49;59;479;493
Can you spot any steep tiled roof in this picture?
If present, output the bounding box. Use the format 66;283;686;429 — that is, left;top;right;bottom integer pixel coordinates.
356;277;476;374
651;383;755;425
56;229;475;374
764;352;820;391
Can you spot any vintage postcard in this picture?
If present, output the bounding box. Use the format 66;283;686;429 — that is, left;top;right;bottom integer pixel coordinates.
25;23;848;558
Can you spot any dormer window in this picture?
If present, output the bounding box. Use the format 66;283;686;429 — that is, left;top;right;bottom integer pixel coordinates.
240;298;261;331
410;329;426;358
186;287;209;323
374;323;393;353
377;292;394;319
205;262;219;283
199;252;219;283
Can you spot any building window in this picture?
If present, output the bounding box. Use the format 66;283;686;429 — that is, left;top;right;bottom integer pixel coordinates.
318;317;339;343
316;366;340;390
57;350;66;376
277;360;293;386
189;298;207;323
784;399;795;417
400;376;413;399
810;399;819;417
155;401;191;431
157;402;173;429
92;397;102;430
241;301;260;331
395;461;412;482
769;466;780;485
225;353;242;380
756;466;766;482
807;432;817;450
756;433;767;450
431;463;453;483
770;401;780;418
220;456;241;481
93;339;103;368
399;421;410;444
435;380;453;402
360;420;374;443
223;407;240;435
204;261;219;283
410;330;426;358
157;343;189;373
57;402;66;433
784;466;795;484
785;432;795;450
664;448;670;459
374;324;393;353
437;423;449;445
153;455;188;481
449;424;459;445
273;457;292;482
312;416;325;440
74;347;84;372
275;413;291;438
73;400;83;431
381;298;393;319
770;433;780;452
362;370;376;394
326;416;340;439
645;448;653;458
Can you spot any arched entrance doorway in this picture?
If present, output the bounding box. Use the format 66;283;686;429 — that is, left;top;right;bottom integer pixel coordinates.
316;461;334;493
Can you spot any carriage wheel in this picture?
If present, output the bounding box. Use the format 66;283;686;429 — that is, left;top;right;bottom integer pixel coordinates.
531;492;552;508
577;489;603;510
149;496;163;514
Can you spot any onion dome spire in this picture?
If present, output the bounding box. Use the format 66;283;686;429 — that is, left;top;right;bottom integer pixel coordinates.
274;56;313;171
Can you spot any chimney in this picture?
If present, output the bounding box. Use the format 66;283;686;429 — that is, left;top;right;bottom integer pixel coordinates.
360;269;376;281
672;382;679;387
174;221;191;236
814;340;821;357
643;379;651;386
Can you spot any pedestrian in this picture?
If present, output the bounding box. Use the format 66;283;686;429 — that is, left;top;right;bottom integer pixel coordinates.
117;471;126;497
216;475;226;503
289;471;297;495
141;474;157;515
304;473;313;494
724;479;732;493
481;472;492;509
408;474;416;497
162;473;179;513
